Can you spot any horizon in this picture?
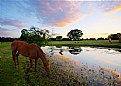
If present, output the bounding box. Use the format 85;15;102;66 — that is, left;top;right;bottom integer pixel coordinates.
0;0;121;38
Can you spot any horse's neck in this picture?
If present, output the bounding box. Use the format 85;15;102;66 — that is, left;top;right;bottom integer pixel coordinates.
38;48;48;65
40;54;49;68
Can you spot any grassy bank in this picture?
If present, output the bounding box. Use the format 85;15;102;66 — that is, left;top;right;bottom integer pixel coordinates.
47;40;121;48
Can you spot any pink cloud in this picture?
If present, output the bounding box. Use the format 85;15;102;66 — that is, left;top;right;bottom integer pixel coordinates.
104;4;121;14
33;1;83;27
97;1;121;14
22;1;121;27
0;18;27;29
10;21;27;29
0;27;14;37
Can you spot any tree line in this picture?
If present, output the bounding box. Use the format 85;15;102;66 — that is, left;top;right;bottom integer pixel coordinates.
0;26;121;43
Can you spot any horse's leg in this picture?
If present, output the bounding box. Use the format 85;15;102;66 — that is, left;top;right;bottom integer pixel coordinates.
16;52;19;65
29;58;33;68
26;58;33;72
35;58;38;72
12;48;17;67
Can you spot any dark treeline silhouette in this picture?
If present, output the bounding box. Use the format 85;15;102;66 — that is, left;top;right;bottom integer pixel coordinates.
50;38;71;41
50;37;108;41
0;37;19;42
0;37;109;42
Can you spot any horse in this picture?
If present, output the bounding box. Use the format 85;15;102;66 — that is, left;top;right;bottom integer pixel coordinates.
11;40;50;74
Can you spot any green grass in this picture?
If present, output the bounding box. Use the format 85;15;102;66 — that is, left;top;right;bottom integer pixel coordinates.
0;42;58;86
0;41;121;86
0;42;26;85
47;40;121;48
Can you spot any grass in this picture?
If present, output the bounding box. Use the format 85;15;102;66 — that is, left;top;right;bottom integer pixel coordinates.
47;40;121;48
0;42;58;86
0;42;26;85
0;41;121;86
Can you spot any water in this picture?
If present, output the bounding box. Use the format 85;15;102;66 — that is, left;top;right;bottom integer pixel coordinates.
42;46;121;74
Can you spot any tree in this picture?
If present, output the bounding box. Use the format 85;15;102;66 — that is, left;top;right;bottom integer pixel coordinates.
108;33;121;43
20;26;50;45
117;33;121;43
67;29;83;40
56;36;62;40
41;29;49;39
20;29;29;41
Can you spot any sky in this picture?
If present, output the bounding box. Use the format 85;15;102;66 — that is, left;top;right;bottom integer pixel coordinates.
0;0;121;38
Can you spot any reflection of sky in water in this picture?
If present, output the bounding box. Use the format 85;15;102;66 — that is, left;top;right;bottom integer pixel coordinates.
42;46;121;73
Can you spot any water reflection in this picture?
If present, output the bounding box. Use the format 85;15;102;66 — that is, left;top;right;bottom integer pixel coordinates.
68;46;82;55
42;46;121;73
49;46;64;55
42;46;121;85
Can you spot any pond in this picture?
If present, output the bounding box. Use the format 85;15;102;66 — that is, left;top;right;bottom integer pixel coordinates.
42;46;121;74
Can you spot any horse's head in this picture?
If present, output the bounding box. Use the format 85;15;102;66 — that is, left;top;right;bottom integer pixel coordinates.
45;60;50;75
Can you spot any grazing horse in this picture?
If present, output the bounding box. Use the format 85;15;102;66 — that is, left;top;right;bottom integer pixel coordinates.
11;40;50;74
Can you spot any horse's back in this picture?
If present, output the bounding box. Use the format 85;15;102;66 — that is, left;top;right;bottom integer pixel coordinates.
11;40;29;56
11;40;40;58
12;40;27;46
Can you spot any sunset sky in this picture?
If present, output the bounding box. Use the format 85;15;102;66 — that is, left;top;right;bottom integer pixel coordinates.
0;0;121;38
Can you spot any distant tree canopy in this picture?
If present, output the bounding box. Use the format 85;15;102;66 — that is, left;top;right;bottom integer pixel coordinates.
67;29;83;41
20;26;50;45
108;33;121;43
108;33;121;40
56;36;62;41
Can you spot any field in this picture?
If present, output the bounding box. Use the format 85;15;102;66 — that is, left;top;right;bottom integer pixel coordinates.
48;40;121;48
0;41;121;86
47;40;121;48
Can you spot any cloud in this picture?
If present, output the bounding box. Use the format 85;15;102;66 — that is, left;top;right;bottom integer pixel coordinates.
0;18;27;29
105;5;121;14
97;1;121;14
32;1;121;27
34;1;120;27
23;0;82;27
1;1;121;28
0;27;14;37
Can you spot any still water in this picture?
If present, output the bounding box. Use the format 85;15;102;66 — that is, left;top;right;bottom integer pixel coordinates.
42;46;121;74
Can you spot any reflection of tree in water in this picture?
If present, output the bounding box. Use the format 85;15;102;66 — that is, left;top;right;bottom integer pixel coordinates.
68;46;82;55
49;46;63;55
59;49;63;55
49;47;55;55
116;49;121;53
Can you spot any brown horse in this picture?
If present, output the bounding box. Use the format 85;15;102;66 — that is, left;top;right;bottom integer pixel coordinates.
11;40;50;74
